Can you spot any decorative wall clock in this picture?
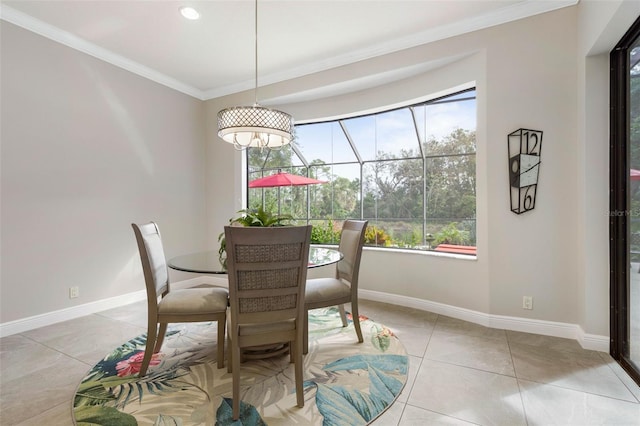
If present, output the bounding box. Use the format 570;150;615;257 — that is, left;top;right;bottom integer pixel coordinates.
508;128;542;214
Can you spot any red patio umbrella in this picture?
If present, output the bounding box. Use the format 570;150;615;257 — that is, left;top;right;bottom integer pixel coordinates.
249;171;327;188
249;171;327;216
631;169;640;181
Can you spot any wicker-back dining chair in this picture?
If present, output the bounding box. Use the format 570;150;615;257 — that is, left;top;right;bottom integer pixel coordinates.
132;222;228;376
304;219;368;354
224;224;312;421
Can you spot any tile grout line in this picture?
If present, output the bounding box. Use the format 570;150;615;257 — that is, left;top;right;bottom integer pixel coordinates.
506;333;640;405
401;313;484;426
598;352;640;404
506;330;531;426
6;333;92;425
17;331;94;368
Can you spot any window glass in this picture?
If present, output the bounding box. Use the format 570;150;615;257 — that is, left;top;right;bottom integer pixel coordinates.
246;87;477;253
309;163;361;220
296;121;357;164
342;115;377;161
418;97;477;155
248;145;296;172
425;154;476;245
374;109;421;159
248;166;310;218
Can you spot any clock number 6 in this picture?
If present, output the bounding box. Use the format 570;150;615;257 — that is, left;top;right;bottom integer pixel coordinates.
523;186;535;211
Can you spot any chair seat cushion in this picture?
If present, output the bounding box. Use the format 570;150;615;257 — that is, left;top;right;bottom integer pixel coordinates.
159;287;228;315
305;277;350;305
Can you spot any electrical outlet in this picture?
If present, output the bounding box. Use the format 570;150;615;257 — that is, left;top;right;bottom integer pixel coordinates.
522;296;533;310
69;286;79;299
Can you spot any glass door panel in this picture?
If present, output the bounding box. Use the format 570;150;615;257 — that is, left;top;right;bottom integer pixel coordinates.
629;32;640;374
612;15;640;386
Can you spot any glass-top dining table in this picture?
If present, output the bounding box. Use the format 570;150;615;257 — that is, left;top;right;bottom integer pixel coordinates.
167;245;342;360
168;245;343;274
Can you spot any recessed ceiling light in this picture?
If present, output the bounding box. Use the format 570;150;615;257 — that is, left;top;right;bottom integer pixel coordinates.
179;6;200;20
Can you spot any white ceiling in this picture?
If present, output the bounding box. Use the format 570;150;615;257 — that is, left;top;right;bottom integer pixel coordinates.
1;0;577;101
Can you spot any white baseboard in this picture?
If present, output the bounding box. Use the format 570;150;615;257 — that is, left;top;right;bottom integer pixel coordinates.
1;281;609;353
359;289;610;352
577;330;610;352
0;276;226;338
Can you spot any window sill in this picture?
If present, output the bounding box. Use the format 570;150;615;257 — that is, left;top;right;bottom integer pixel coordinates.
312;244;477;260
364;246;476;260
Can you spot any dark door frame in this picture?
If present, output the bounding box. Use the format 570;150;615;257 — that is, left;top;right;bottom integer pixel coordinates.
610;15;640;386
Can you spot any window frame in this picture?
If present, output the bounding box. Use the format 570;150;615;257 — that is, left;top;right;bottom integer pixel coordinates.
246;87;477;253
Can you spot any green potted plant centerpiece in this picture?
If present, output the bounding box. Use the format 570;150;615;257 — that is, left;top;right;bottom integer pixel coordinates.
218;206;293;266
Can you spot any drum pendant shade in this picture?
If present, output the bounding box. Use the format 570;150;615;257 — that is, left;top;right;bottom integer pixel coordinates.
216;0;294;150
218;106;293;149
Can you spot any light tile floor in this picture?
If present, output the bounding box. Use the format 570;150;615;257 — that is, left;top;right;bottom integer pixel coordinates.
1;299;639;425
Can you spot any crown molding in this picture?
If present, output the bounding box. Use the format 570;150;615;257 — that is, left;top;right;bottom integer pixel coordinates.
1;1;577;101
204;0;578;99
0;4;207;100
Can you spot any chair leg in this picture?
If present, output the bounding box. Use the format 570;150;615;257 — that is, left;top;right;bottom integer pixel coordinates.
294;338;304;408
217;318;225;369
303;308;309;355
232;342;241;420
351;301;364;343
139;322;158;377
338;304;348;327
227;333;232;373
153;323;168;353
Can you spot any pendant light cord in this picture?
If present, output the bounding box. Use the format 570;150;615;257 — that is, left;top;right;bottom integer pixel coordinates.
254;0;258;106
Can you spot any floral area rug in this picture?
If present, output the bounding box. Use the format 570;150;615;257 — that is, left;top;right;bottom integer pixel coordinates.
73;307;408;425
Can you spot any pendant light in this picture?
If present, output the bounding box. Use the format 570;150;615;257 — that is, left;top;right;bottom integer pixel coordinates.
217;0;294;150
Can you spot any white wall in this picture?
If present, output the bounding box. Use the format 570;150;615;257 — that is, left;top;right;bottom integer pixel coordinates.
207;7;580;325
0;22;208;323
576;0;640;338
205;2;637;339
2;1;638;342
